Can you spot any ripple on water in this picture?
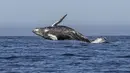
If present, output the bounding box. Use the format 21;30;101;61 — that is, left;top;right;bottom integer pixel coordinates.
0;36;130;73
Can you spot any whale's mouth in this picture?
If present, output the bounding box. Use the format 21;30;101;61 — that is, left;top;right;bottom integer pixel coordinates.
91;38;107;43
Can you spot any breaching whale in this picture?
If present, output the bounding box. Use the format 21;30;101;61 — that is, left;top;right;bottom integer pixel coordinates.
32;14;106;43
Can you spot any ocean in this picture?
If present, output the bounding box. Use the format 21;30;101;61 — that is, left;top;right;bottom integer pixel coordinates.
0;36;130;73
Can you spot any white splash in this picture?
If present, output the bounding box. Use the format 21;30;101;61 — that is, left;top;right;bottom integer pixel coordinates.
91;38;106;43
48;34;58;40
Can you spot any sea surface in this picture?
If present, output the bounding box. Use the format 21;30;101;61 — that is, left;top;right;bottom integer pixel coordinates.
0;36;130;73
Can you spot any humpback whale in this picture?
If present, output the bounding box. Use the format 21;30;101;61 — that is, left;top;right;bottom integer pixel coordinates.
32;14;106;43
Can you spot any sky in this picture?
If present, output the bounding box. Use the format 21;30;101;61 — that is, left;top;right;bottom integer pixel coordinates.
0;0;130;36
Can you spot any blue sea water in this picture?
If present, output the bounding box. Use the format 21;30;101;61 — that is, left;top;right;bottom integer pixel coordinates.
0;36;130;73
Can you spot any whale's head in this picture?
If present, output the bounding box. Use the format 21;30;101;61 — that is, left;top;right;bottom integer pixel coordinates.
32;14;67;39
32;27;49;37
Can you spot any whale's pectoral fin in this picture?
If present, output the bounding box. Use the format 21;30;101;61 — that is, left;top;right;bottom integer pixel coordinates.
47;34;58;40
51;14;67;27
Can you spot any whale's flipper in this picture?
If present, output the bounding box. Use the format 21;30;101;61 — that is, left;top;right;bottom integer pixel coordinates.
52;14;67;27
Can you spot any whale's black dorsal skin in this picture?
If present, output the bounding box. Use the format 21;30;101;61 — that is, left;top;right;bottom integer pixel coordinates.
32;14;91;43
33;25;91;43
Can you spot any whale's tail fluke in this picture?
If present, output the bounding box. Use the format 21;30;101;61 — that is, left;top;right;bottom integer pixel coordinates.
52;14;67;27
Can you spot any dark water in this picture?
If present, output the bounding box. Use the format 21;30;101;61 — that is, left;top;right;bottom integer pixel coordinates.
0;36;130;73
